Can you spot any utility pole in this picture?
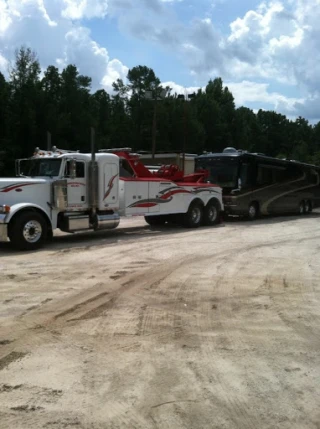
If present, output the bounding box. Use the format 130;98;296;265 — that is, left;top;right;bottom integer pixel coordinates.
177;92;196;174
47;131;52;151
145;88;168;160
151;98;157;160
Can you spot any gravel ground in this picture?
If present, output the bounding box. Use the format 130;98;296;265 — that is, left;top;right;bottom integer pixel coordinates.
0;213;320;429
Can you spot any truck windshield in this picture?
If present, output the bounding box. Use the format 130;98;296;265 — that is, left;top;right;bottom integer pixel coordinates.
19;159;62;177
195;157;239;188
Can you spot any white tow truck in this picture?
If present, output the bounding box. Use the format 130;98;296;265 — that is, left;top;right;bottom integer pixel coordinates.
0;146;223;250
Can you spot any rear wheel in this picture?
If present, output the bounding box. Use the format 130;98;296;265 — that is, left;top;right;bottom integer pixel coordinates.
183;201;203;228
299;201;305;215
305;200;312;214
144;215;167;226
203;200;220;226
248;202;259;221
9;211;47;251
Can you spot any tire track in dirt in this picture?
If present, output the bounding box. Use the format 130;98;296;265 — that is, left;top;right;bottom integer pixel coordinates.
0;235;312;363
183;239;306;428
1;220;320;429
193;266;259;429
75;252;246;429
200;233;320;429
70;261;199;429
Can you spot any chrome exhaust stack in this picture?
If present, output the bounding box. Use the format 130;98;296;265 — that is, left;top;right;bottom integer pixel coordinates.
88;127;99;218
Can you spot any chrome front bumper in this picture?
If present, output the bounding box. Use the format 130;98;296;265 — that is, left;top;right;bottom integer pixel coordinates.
0;215;9;242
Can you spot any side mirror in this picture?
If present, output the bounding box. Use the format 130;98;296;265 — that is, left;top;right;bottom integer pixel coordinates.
16;161;20;176
70;159;77;179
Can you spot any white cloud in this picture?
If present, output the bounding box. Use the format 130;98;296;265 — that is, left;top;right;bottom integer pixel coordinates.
224;0;320;117
226;80;303;112
162;79;303;116
0;0;12;36
120;0;320;118
0;51;8;72
0;0;127;92
1;0;320;120
101;59;129;92
162;81;201;97
61;0;108;20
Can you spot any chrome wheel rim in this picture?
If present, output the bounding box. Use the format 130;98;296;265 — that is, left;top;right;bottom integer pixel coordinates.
208;206;217;222
191;207;201;224
249;205;256;218
23;220;42;243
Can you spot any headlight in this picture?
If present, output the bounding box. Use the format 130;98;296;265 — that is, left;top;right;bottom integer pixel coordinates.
0;205;10;214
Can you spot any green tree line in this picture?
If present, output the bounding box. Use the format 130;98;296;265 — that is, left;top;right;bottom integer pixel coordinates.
1;47;320;176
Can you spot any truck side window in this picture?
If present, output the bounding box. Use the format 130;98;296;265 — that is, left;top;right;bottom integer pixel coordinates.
76;162;85;178
65;160;85;178
120;159;134;177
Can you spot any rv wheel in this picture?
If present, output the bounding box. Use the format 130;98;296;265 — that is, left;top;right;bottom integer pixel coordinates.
248;202;259;221
305;200;312;213
299;201;305;215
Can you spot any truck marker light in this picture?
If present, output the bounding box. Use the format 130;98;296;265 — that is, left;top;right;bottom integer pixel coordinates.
0;205;10;213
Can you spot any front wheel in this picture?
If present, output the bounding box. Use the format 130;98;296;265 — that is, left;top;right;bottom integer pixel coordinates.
203;200;220;226
183;201;203;228
248;202;259;221
9;211;47;251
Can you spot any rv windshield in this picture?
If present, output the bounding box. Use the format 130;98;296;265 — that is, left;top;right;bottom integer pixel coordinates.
196;157;239;188
19;159;62;177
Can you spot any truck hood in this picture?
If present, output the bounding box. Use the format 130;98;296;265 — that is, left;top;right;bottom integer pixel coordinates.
0;178;49;193
0;178;51;208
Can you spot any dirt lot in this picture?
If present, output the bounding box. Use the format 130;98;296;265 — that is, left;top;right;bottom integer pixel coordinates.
0;213;320;429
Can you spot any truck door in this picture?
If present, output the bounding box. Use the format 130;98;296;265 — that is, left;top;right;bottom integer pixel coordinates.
65;160;87;209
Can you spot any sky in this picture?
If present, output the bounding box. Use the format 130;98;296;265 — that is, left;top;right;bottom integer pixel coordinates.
0;0;320;121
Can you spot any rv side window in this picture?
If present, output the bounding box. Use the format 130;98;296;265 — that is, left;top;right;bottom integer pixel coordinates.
240;163;254;187
273;166;287;183
257;164;274;186
308;169;319;185
285;165;303;181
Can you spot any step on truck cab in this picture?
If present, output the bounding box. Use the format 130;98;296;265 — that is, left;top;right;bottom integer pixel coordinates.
0;146;223;250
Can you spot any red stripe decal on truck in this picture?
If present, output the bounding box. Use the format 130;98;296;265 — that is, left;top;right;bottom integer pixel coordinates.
104;174;118;200
0;183;40;193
